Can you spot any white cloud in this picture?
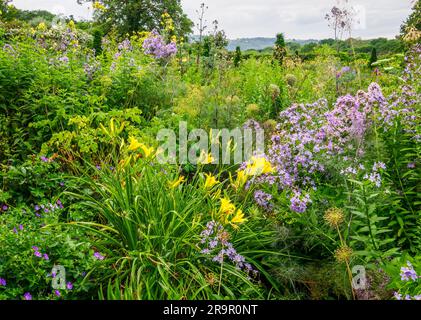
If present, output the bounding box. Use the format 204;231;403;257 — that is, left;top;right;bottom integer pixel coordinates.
11;0;414;39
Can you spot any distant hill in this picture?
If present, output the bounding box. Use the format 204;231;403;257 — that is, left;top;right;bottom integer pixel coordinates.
227;38;319;51
187;35;320;51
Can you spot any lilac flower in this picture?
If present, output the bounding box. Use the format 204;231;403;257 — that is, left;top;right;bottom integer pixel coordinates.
0;278;6;286
23;292;32;300
400;261;418;281
209;239;218;249
143;30;177;60
94;252;105;260
254;190;273;211
66;282;73;290
289;191;311;213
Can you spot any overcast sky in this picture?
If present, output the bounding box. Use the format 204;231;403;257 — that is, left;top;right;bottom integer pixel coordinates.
11;0;414;39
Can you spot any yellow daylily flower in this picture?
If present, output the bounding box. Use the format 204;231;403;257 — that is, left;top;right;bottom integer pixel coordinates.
220;197;235;216
128;137;142;151
204;173;219;190
140;144;155;158
232;170;248;190
244;156;274;176
198;150;215;164
230;209;247;229
169;176;186;189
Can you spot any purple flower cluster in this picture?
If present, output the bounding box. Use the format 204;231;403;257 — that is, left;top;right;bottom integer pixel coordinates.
143;30;177;60
34;200;64;216
200;221;257;277
400;261;418;282
3;44;16;57
254;190;273;211
114;39;132;60
84;60;100;80
289;190;311;213
32;246;49;261
336;66;351;78
0;278;6;286
252;68;416;213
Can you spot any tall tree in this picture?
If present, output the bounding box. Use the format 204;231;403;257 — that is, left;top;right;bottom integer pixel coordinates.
368;47;377;69
273;33;286;65
401;0;421;34
77;0;193;37
401;0;421;43
234;46;241;67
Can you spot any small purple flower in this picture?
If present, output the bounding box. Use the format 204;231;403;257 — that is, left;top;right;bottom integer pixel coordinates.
19;224;24;231
54;290;61;297
59;182;65;187
13;227;18;234
407;162;416;169
96;165;101;170
57;199;64;209
34;251;42;258
34;205;40;211
400;261;418;281
43;254;49;261
23;292;32;300
0;278;6;286
1;204;8;211
40;156;49;163
66;282;73;290
32;246;39;251
393;292;402;300
94;252;105;260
